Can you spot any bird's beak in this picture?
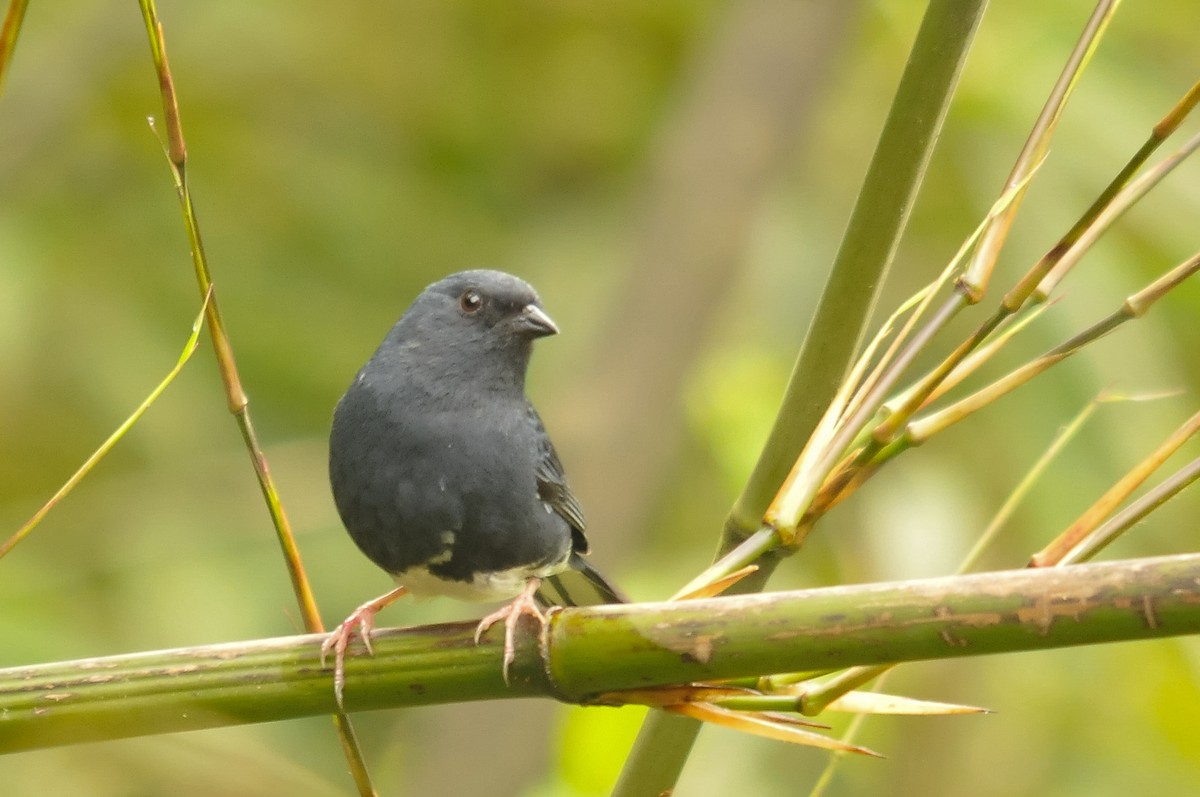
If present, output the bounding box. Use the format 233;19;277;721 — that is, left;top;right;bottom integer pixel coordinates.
518;304;559;337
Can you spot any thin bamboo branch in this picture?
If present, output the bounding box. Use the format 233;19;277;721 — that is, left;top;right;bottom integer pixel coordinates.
0;0;28;96
777;295;965;524
855;0;1121;468
957;398;1098;573
883;299;1051;418
1032;407;1200;566
0;292;210;560
866;3;1137;455
841;261;961;442
135;3;374;793
810;299;1052;517
1035;125;1200;300
137;1;319;627
1062;454;1200;565
907;250;1200;443
963;0;1121;299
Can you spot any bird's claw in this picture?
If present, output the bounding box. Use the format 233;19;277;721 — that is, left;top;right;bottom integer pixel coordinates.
473;579;545;684
321;608;378;710
321;586;408;710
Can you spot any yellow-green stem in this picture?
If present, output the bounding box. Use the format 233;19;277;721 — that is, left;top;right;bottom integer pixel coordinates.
0;0;28;96
136;2;374;793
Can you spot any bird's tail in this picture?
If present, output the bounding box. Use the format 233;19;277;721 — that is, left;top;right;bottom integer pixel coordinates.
540;553;627;607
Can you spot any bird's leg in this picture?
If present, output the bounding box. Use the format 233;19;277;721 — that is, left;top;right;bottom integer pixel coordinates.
473;577;545;684
321;585;408;709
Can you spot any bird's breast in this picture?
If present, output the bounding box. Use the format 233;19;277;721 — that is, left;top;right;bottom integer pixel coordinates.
331;385;572;580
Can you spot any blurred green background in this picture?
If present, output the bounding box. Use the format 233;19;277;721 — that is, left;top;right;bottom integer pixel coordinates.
2;1;1199;795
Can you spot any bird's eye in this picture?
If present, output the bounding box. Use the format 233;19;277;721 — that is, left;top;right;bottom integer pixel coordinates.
460;289;484;314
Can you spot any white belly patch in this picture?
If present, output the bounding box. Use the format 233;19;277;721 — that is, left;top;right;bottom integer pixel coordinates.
394;559;569;603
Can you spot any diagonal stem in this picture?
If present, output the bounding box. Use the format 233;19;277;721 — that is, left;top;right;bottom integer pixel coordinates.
136;2;375;793
0;0;28;97
615;4;992;795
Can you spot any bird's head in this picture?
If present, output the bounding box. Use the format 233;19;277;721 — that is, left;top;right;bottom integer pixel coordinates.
426;269;559;343
381;270;560;392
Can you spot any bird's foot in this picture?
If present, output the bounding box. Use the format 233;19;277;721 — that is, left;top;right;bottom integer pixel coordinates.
321;586;408;710
473;578;544;684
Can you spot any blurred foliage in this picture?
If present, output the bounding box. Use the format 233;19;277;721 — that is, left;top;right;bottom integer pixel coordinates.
1;1;1199;795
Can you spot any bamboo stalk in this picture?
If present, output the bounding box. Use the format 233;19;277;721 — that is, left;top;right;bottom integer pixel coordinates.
964;0;1121;300
620;6;991;784
723;0;987;542
135;3;375;792
3;553;1198;754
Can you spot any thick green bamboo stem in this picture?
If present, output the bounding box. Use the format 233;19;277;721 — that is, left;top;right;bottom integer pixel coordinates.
725;0;989;541
3;553;1197;753
615;2;988;789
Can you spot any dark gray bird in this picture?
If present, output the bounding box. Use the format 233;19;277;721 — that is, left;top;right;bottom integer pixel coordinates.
323;269;621;707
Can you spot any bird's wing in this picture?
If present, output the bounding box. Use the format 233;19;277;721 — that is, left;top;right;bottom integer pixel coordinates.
528;404;588;551
527;405;629;606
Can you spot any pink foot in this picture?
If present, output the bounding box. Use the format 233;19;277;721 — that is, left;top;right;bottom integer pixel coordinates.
473;578;545;683
321;586;408;709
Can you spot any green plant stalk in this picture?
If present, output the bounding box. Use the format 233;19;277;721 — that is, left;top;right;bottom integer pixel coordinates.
136;3;374;793
807;670;894;797
137;0;320;648
820;157;1049;490
1123;249;1200;314
842;166;1048;452
1;294;209;559
617;5;990;791
833;264;956;452
859;0;1121;458
798;665;892;717
905;352;1068;442
671;527;780;600
865;297;1000;448
1025;79;1200;302
823;298;1046;488
0;0;28;97
2;552;1198;754
138;0;320;629
723;0;987;545
610;712;709;797
769;228;1011;540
